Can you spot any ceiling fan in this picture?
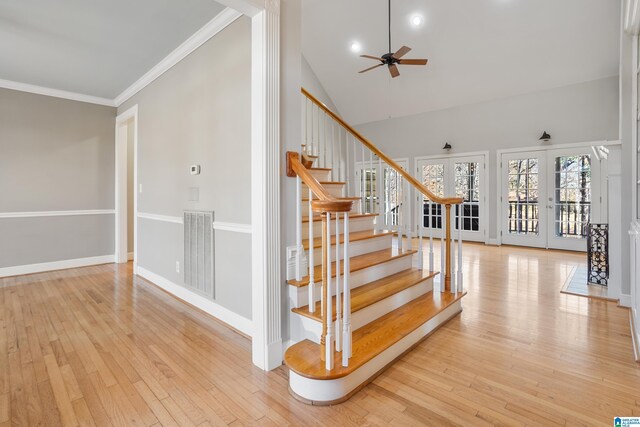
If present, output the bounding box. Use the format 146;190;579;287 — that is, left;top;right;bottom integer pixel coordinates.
359;0;428;78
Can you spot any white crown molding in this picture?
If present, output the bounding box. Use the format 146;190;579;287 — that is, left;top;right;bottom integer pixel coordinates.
0;255;115;278
0;79;115;107
0;209;115;219
113;7;243;107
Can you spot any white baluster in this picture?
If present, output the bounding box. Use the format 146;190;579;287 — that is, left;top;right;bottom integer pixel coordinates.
440;206;445;292
342;212;352;366
361;144;365;212
325;212;334;370
296;176;302;281
428;199;434;272
417;191;424;270
308;189;315;312
335;213;342;352
345;132;350;195
457;205;463;293
369;149;374;215
451;206;456;293
397;175;403;251
378;155;383;230
405;178;412;248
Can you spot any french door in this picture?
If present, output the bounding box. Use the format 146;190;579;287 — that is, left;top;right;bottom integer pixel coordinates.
355;159;408;229
416;155;486;242
500;148;601;251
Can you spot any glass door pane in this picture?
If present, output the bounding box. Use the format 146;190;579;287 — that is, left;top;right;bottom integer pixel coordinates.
421;163;444;231
507;158;540;235
454;161;480;232
553;155;591;239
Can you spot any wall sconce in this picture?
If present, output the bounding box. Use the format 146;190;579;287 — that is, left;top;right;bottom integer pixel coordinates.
539;131;551;142
443;142;452;151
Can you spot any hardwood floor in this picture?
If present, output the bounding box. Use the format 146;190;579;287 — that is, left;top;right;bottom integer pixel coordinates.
1;242;638;426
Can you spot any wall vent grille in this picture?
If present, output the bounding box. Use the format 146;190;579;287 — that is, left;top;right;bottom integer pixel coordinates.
184;210;214;297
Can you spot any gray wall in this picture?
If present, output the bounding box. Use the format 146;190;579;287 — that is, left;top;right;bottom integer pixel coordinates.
0;88;116;268
127;119;135;254
620;28;634;297
118;17;252;320
302;54;339;113
356;76;620;240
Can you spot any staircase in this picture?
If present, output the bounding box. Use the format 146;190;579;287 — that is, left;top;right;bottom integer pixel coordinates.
284;88;466;405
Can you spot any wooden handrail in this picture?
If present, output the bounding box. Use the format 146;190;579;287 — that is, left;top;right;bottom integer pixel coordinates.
287;152;353;213
301;87;463;206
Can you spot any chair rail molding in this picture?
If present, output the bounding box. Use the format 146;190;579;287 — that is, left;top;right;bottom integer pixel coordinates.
0;209;115;218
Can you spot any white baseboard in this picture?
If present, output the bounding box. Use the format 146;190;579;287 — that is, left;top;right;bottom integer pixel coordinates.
136;266;253;338
0;255;115;278
127;252;134;261
619;293;632;307
486;238;499;246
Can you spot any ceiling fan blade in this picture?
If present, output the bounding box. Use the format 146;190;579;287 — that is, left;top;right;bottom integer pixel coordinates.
388;64;400;78
358;63;384;74
398;58;428;66
392;46;411;59
360;54;384;61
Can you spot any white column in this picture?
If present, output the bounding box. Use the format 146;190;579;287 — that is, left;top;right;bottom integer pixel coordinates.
308;189;315;312
250;0;282;371
440;206;445;292
325;212;334;370
342;212;352;366
451;206;456;293
335;213;342;352
457;206;463;293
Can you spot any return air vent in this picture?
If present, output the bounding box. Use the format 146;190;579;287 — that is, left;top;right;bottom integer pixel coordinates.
184;210;214;297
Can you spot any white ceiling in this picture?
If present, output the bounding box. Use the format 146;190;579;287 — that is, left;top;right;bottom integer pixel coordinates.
0;0;226;99
302;0;621;125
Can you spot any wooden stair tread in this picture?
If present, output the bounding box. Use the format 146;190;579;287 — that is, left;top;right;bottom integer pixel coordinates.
302;212;377;224
302;229;394;250
284;290;466;380
287;248;416;287
292;268;439;322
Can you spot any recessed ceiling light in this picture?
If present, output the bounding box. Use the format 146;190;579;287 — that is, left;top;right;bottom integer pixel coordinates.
410;14;424;27
350;41;362;53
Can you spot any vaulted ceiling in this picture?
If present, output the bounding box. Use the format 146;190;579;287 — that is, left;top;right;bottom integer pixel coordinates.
0;0;226;99
302;0;621;125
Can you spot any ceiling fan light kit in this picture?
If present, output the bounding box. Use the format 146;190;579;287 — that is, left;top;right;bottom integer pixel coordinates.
358;0;429;78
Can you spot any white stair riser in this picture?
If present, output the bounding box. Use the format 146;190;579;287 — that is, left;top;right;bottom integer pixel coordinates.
307;235;393;267
308;169;331;182
290;254;414;308
303;201;363;216
302;184;344;198
303;216;375;238
289;300;462;404
295;277;435;344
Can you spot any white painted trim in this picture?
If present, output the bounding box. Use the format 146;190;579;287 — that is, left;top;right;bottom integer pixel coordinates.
630;307;640;362
214;0;263;17
115;105;138;266
0;209;114;219
495;140;621;156
213;221;252;234
620;293;633;307
0;255;115;278
0;78;115;107
251;1;282;371
137;267;253;337
127;252;134;261
136;212;252;234
114;8;243;106
414;150;490;161
137;212;183;224
486;238;499;246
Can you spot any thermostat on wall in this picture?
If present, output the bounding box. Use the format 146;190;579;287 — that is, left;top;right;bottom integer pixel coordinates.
190;165;201;175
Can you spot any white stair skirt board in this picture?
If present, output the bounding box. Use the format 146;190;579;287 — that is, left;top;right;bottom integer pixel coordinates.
303;215;375;237
136;267;253;338
308;234;393;267
289;254;414;308
302;184;344;198
0;255;115;278
294;278;435;343
288;300;462;404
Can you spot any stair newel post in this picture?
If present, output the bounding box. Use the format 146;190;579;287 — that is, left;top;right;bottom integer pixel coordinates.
295;176;302;282
308;189;315;313
440;209;445;292
444;204;452;293
451;205;456;293
457;205;463;293
325;212;334;370
335;213;342;352
428;199;434;272
342;212;352;366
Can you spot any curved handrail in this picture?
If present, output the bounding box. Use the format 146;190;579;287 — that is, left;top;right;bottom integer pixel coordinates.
286;151;353;213
301;87;463;206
